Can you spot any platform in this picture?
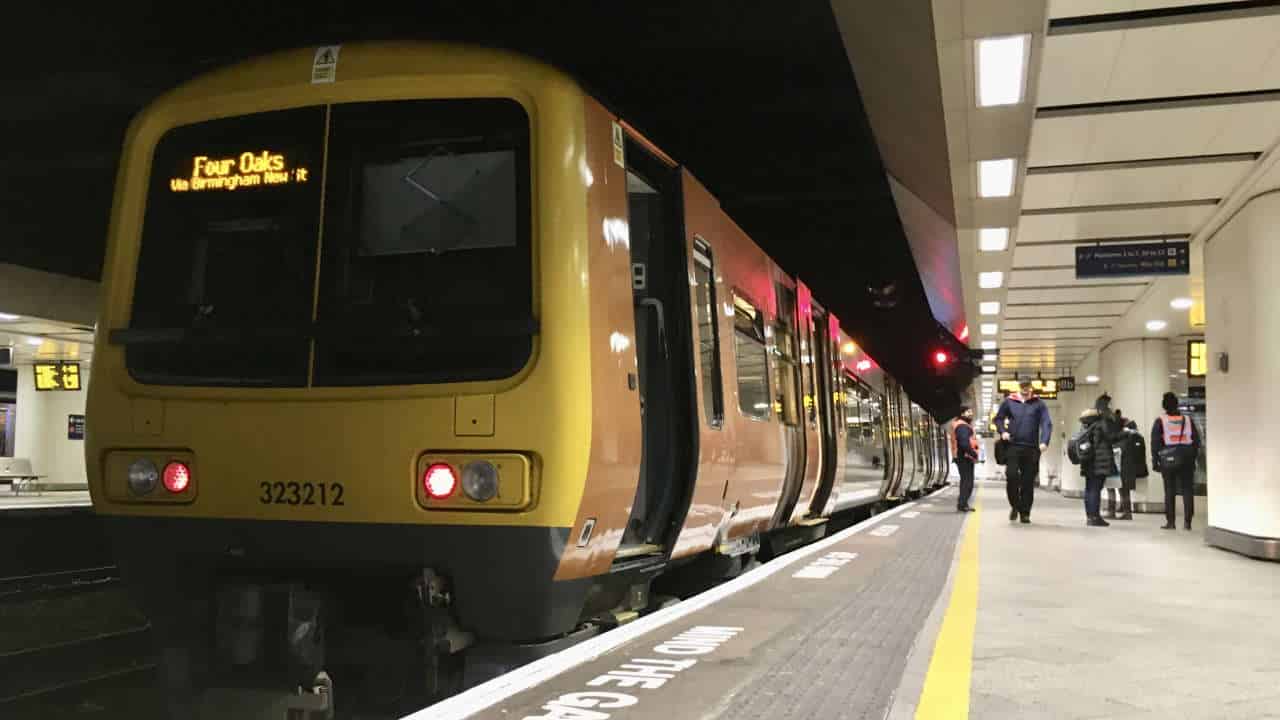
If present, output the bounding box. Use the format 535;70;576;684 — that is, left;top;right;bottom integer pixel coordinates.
0;490;91;512
410;482;1280;720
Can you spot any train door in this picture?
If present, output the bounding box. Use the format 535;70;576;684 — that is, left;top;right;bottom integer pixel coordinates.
618;138;698;558
885;382;903;499
768;282;806;529
804;305;840;516
896;387;916;498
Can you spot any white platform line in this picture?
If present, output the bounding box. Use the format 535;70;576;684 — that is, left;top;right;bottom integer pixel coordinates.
406;492;947;720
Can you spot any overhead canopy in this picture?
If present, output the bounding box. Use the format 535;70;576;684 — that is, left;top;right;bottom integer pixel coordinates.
1;1;973;416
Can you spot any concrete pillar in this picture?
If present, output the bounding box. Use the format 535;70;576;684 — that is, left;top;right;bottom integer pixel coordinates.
12;364;91;487
1099;339;1170;512
1202;192;1280;559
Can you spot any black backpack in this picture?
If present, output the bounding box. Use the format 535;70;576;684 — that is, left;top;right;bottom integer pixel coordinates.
1067;425;1094;466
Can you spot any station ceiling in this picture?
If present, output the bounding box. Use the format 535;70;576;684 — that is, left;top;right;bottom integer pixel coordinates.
944;0;1272;415
2;1;975;416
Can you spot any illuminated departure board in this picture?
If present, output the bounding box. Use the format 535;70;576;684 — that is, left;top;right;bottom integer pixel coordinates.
33;362;82;391
998;378;1057;399
169;151;310;192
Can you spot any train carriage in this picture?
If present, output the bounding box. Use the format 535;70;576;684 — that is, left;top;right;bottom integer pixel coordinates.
86;42;953;715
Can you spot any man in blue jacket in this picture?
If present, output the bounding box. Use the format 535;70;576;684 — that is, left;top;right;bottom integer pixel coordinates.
994;379;1053;523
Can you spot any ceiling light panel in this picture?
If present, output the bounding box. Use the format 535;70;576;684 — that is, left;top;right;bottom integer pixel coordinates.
978;227;1009;252
979;271;1004;289
976;34;1030;107
978;159;1016;198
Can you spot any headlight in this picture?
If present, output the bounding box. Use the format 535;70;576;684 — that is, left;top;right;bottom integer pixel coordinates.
460;461;499;502
127;459;159;496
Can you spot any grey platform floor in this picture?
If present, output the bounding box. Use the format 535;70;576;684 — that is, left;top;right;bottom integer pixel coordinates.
971;481;1280;719
460;493;966;720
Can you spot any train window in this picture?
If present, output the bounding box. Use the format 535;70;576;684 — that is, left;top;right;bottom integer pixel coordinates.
732;293;771;420
126;106;327;386
693;240;724;428
314;98;533;386
772;285;801;426
843;374;861;436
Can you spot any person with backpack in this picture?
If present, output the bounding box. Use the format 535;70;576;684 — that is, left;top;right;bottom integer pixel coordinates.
1107;417;1147;520
994;379;1052;524
950;406;979;512
1151;392;1201;530
1072;394;1121;526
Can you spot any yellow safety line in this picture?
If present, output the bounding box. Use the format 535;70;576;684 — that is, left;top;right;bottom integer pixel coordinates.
914;502;981;720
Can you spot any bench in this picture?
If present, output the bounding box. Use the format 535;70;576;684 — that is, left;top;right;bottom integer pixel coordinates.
0;458;48;495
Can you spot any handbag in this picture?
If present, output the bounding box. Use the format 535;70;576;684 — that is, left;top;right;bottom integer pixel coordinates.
1156;418;1191;472
994;438;1009;466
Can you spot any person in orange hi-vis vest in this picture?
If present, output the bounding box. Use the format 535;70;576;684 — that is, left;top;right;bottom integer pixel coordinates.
1151;391;1201;530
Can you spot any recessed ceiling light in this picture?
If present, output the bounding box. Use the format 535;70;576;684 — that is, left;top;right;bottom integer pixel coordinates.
1085;374;1099;383
1179;369;1187;374
980;323;998;335
979;227;1009;252
1170;297;1193;310
978;158;1016;198
981;340;997;350
979;301;1001;315
1146;319;1167;332
978;271;1005;289
982;365;996;372
26;337;43;346
976;34;1030;107
0;312;19;321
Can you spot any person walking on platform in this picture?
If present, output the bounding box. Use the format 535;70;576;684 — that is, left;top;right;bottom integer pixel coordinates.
1077;395;1121;527
994;378;1052;524
1152;392;1201;530
950;406;979;512
1108;416;1147;520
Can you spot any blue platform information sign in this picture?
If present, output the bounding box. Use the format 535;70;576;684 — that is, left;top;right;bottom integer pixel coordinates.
1075;241;1189;279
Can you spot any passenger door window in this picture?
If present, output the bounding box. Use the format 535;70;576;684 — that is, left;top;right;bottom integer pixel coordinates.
732;293;771;420
692;239;724;428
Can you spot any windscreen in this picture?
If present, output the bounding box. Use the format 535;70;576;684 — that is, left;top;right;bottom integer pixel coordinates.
312;99;532;386
125;99;532;387
128;106;326;386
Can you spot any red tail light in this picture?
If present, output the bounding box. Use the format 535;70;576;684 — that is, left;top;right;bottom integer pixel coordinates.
423;463;458;499
162;461;191;493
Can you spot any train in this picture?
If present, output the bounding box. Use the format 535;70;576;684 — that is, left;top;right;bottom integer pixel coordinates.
85;41;954;716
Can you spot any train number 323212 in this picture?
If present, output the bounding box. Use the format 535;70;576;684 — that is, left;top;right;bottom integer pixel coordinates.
259;481;345;506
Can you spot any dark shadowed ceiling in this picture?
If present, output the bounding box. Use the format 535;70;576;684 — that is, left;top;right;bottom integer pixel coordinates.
1;1;972;416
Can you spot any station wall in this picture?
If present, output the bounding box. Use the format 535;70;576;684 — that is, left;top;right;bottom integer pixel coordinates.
12;364;90;486
1204;192;1280;543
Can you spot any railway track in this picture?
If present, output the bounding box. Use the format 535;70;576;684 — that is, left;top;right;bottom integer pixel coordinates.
0;624;157;707
0;565;120;604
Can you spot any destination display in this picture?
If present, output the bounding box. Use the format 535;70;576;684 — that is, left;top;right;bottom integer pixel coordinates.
1075;241;1189;279
169;151;311;193
33;362;82;391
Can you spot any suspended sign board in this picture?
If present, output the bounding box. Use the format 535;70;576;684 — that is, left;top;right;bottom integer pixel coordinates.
1056;376;1075;392
1076;241;1189;279
998;378;1057;400
0;347;11;366
33;362;81;391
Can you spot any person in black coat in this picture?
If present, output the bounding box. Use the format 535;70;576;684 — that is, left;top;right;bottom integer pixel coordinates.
1107;416;1147;520
1078;394;1121;526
